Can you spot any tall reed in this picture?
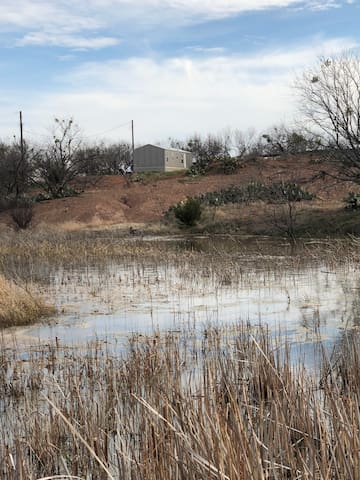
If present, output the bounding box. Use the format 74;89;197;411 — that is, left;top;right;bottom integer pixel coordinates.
1;323;360;479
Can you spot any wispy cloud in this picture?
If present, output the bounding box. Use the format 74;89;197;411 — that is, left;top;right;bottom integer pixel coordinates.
17;32;120;49
185;46;226;54
87;0;350;18
0;0;357;142
0;0;353;48
295;0;341;11
8;36;355;144
0;1;101;31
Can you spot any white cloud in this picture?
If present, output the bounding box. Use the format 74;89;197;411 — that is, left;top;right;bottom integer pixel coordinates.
185;46;227;54
0;1;352;40
303;1;341;11
0;1;109;49
2;36;355;145
87;0;349;18
17;32;120;49
0;1;101;31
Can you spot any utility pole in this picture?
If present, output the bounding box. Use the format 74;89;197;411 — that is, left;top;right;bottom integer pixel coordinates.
131;119;135;170
17;110;25;197
19;111;24;163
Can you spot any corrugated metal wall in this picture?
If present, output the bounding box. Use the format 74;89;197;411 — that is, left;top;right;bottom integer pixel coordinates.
134;145;193;172
134;145;164;172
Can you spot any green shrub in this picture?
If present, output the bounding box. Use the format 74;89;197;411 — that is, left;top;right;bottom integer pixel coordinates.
187;163;206;177
343;192;360;210
199;182;314;206
32;192;52;202
221;156;239;174
173;197;202;226
271;182;314;203
33;186;81;201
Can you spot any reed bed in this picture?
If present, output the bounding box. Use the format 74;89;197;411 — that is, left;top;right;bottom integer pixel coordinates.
0;226;359;269
1;323;360;479
0;275;54;328
0;227;359;289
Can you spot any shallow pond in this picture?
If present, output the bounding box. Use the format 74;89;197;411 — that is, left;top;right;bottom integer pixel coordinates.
8;235;358;366
2;234;360;480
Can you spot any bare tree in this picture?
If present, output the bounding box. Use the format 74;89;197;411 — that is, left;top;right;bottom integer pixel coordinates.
261;124;322;157
0;140;38;199
296;52;360;182
76;142;131;175
233;128;260;159
33;118;85;198
186;134;230;173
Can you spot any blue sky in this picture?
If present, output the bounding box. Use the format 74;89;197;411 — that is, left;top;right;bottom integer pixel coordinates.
0;0;359;145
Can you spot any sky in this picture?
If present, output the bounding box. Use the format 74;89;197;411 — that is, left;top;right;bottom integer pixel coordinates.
0;0;359;146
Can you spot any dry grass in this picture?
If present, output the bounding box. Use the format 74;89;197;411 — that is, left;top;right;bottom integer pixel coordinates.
1;229;360;476
1;323;360;479
0;228;358;336
0;275;54;328
1;225;359;268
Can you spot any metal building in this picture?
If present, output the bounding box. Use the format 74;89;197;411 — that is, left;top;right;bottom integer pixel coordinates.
133;144;193;172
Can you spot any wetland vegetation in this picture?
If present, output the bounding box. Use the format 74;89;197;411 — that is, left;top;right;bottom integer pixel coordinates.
1;227;360;478
2;322;360;479
0;274;53;328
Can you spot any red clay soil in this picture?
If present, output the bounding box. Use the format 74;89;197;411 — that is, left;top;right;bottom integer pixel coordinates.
0;155;356;229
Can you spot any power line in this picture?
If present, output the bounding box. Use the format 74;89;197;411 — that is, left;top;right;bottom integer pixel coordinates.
84;121;132;139
20;117;133;142
23;128;49;139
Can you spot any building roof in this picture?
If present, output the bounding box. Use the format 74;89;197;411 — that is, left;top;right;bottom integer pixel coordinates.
135;143;192;154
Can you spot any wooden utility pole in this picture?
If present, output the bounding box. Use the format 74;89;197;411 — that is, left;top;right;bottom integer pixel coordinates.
131;120;135;169
16;110;25;196
19;111;24;163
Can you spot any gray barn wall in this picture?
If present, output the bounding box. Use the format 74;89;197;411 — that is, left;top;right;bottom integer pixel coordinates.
134;145;164;172
134;144;193;173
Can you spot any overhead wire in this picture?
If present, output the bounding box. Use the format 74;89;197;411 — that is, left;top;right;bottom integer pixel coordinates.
83;121;132;139
22;120;133;143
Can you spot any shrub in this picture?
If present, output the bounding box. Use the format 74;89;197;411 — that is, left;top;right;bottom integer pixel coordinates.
187;163;207;177
32;192;52;202
221;156;239;174
343;192;360;210
271;182;314;203
199;182;314;206
10;197;34;230
173;197;202;226
0;196;14;213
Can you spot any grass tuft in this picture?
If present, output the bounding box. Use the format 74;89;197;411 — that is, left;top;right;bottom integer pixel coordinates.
0;275;54;327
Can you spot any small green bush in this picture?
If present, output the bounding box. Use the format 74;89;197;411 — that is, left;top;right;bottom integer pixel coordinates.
33;192;52;202
31;185;81;202
199;182;314;206
221;156;239;174
187;163;206;177
343;192;360;210
173;197;202;226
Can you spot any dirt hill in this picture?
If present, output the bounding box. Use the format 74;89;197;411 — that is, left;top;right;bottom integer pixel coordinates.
0;154;357;233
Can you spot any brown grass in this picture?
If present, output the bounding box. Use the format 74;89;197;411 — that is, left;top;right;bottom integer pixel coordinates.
0;275;54;327
1;225;359;266
2;323;360;479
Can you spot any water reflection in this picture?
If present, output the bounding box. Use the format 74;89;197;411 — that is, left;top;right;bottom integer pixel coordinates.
13;236;357;365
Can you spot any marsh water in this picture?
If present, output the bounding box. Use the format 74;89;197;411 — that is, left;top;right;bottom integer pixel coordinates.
7;235;359;366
